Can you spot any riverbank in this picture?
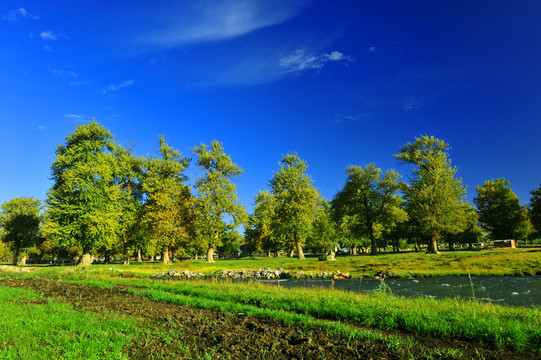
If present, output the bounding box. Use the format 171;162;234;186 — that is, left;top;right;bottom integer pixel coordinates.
0;273;539;359
110;247;541;279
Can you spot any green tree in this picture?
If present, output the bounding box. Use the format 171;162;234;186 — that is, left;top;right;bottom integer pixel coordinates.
529;184;541;239
269;154;320;260
116;145;146;264
142;136;192;264
245;191;277;257
474;178;531;241
192;140;246;263
331;163;405;255
444;203;482;249
395;135;468;254
0;197;41;265
308;200;337;259
44;121;122;266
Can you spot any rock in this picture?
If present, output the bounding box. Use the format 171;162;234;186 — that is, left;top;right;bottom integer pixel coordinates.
168;269;176;276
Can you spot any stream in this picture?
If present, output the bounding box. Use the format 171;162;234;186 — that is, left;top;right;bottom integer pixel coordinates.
259;276;541;307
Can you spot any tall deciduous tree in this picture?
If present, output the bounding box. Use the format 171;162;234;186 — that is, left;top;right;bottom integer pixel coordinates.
116;145;145;264
44;121;122;266
395;135;468;254
192;141;246;263
0;197;41;265
269;154;320;260
245;190;277;256
530;184;541;238
474;178;531;240
309;200;337;259
331;164;405;255
142;136;192;264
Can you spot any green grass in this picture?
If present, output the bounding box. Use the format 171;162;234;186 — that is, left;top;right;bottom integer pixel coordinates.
2;247;540;279
74;277;541;351
0;286;135;359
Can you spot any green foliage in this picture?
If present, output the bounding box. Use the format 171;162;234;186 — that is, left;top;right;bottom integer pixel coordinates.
394;135;468;253
474;178;531;240
0;197;42;265
115;144;146;263
192;140;247;261
331;163;405;255
530;184;541;238
44;121;123;260
269;154;321;259
308;200;338;255
142;136;192;263
245;191;275;255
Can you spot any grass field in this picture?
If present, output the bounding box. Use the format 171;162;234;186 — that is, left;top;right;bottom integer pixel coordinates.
0;248;540;359
70;247;541;278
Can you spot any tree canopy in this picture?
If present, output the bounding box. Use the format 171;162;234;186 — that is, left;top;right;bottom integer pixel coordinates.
474;178;531;240
268;154;320;259
394;135;468;254
192;140;246;263
44;120;123;266
331;163;405;255
142;136;192;264
0;197;42;265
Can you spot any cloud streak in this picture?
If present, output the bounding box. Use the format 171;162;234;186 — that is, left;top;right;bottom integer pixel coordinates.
2;8;39;21
138;0;308;48
40;30;58;41
279;49;352;73
102;80;135;94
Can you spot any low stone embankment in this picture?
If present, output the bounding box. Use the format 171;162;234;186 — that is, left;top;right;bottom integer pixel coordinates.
151;267;351;280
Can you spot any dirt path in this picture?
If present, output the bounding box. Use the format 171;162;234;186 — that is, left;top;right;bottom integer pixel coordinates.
0;278;534;360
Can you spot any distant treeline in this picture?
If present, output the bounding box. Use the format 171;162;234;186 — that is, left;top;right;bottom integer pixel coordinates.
1;121;540;265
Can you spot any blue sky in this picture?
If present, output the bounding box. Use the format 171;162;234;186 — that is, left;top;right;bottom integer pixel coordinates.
1;1;541;213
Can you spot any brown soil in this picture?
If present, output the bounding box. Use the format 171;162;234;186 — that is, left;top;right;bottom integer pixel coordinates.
0;278;536;360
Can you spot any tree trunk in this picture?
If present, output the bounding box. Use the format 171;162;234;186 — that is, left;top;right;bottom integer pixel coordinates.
18;254;27;266
289;248;295;257
79;248;93;267
161;245;171;264
426;235;440;254
414;239;420;252
12;247;20;266
295;232;305;260
206;246;215;263
267;251;272;258
124;246;130;265
137;249;142;262
449;240;454;251
369;231;378;255
352;245;357;255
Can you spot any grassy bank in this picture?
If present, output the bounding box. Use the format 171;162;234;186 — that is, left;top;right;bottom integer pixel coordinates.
72;276;541;352
1;268;540;359
79;247;541;278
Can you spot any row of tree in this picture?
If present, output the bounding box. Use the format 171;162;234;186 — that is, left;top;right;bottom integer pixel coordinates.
1;122;540;266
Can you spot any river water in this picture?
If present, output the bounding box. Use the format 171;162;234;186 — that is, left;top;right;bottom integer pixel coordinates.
259;276;540;307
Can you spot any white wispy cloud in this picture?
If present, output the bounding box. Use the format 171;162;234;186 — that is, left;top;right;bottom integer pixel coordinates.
279;49;352;73
52;69;86;86
64;114;89;123
102;80;135;94
40;30;58;41
138;0;308;48
2;8;39;21
334;113;369;123
367;46;377;53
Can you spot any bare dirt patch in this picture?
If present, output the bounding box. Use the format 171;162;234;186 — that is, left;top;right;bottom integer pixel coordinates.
0;278;535;360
